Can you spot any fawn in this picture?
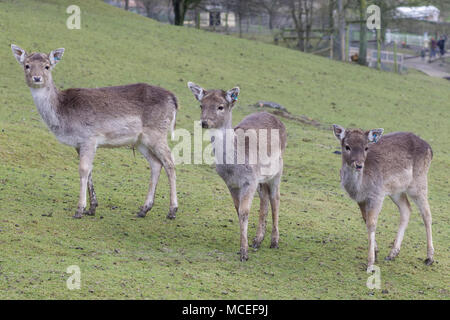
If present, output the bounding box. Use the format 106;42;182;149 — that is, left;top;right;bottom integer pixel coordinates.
11;45;178;219
333;125;434;272
188;82;287;261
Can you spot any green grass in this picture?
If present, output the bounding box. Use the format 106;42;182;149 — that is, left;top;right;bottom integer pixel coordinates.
0;0;449;300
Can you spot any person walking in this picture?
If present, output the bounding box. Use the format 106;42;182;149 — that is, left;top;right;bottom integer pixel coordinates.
437;36;446;58
429;37;437;62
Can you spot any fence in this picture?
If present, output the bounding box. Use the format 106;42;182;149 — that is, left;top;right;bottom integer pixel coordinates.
349;46;404;72
385;32;426;47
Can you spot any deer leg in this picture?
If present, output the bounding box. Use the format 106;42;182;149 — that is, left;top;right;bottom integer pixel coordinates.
409;190;434;265
141;132;178;220
386;193;411;261
268;176;281;249
252;184;270;249
228;187;241;218
84;171;98;216
238;184;257;261
75;148;97;216
74;144;96;219
365;199;383;272
136;144;162;218
358;201;378;260
157;146;177;220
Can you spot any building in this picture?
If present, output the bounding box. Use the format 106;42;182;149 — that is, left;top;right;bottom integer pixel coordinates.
395;6;440;22
184;3;236;28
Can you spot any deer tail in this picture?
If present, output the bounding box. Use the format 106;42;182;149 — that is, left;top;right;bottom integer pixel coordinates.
170;95;178;140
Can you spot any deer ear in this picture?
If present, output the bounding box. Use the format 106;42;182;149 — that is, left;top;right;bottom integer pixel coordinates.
11;44;27;65
49;48;65;66
332;124;346;141
367;128;384;143
226;87;240;104
187;82;205;101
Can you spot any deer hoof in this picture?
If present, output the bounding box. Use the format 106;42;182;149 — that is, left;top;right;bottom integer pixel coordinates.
136;212;145;218
137;205;152;218
240;251;249;262
424;258;434;266
385;256;395;261
366;265;375;273
167;207;177;220
252;239;262;249
84;208;96;216
270;241;279;249
73;212;83;219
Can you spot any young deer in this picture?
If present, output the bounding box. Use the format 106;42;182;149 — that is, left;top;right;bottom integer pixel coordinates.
332;125;434;272
11;45;178;219
188;82;287;261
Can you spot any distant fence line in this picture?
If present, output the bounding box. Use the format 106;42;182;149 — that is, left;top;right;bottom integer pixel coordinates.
349;46;404;71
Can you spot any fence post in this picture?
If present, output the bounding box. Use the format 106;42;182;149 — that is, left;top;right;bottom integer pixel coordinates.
225;12;229;33
196;11;200;29
329;36;334;59
377;29;381;70
394;41;398;73
346;25;349;61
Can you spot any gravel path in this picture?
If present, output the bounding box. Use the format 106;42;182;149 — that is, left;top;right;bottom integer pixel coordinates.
404;56;450;79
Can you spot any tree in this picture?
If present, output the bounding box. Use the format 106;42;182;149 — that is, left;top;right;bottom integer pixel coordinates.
287;0;315;51
124;0;129;10
254;0;282;30
337;0;346;61
225;0;258;38
140;0;155;17
171;0;203;26
358;0;367;65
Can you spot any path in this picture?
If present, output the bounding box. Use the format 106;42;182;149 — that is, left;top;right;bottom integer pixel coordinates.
404;56;450;79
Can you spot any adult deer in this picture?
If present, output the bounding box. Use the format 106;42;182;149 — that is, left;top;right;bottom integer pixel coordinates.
187;82;287;261
332;125;434;272
11;45;178;219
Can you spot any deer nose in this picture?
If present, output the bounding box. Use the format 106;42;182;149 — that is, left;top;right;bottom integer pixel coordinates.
201;120;209;129
33;76;42;82
354;161;364;170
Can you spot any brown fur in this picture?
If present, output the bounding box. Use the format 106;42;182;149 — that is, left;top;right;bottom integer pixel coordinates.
12;45;178;219
333;125;435;271
188;82;287;261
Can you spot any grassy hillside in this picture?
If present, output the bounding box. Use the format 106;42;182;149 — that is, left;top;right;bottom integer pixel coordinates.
0;0;449;299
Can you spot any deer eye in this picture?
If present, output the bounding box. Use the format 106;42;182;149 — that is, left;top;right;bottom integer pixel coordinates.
365;147;369;151
45;66;50;70
25;65;30;69
345;145;351;151
218;105;224;111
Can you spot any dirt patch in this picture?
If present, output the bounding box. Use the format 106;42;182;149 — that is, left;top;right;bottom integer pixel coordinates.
254;106;329;130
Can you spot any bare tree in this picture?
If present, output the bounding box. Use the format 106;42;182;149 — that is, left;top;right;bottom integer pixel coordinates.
225;0;258;38
337;0;345;60
140;0;155;17
254;0;282;30
124;0;130;10
172;0;203;25
358;0;367;65
287;0;315;51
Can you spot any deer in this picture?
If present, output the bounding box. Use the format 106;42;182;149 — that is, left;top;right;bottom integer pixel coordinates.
187;82;287;261
332;125;434;272
11;45;178;220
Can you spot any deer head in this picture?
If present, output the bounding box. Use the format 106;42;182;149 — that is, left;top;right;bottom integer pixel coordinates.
187;82;239;129
11;44;64;89
333;125;383;171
